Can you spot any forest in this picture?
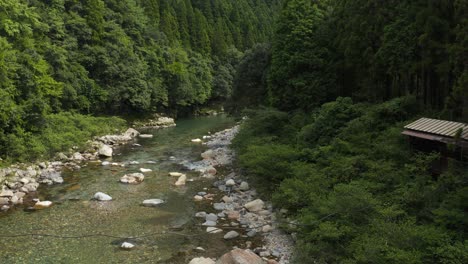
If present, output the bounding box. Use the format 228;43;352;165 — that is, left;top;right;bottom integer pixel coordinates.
0;0;279;162
0;0;467;263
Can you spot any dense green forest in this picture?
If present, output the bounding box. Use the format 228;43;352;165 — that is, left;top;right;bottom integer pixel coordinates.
231;0;467;263
0;0;279;162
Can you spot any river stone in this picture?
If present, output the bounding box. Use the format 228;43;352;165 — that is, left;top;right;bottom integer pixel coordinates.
223;231;239;240
206;213;218;222
142;199;164;207
120;173;145;184
169;172;183;177
222;196;233;203
244;199;264;212
0;197;9;205
247;230;257;237
202;220;217;227
206;227;222;234
72;152;84;161
225;179;236;186
120;242;135;249
175;174;187;186
139;134;153;138
195;212;207;218
191;138;202;143
194;195;203;201
227;211;240;220
216;249;263;264
189;257;215;264
94;192;112;201
262;225;273;233
0;190;14;197
201;149;214;159
139;168;152;173
239;182;250;191
34;201;53;209
98;144;113;157
124;128;139;138
213;202;226;210
129;161;140;165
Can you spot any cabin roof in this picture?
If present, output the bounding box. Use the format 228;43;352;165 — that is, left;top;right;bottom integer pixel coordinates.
403;118;468;141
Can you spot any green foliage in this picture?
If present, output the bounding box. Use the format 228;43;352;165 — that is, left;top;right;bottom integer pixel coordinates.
233;97;468;263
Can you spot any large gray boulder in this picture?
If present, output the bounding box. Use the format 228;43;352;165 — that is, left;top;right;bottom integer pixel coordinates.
98;144;113;157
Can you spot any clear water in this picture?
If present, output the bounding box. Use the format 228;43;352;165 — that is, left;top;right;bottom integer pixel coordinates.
0;115;241;263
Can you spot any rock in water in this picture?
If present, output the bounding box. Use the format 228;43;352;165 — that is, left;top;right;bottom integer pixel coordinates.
191;138;202;143
216;249;263;264
98;144;113;157
120;242;135;250
224;231;239;240
175;174;187;186
139;168;152;173
189;257;215;264
94;192;112;201
120;173;145;184
124;128;139;138
33;201;53;209
142;199;164;207
244;199;264;212
139;134;153;138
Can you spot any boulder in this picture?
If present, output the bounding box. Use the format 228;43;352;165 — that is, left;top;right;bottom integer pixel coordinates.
98;144;113;157
175;174;187;186
120;242;135;249
216;249;264;264
0;197;9;205
34;201;53;209
239;182;250;191
194;195;203;201
227;211;240;220
139;168;152;173
262;225;273;233
244;199;264;212
201;149;214;159
206;227;222;234
120;173;145;184
189;257;215;264
124;128;140;138
0;190;14;197
223;231;239;240
142;199;164;207
94;192;112;201
72;152;84;161
206;213;218;222
225;179;236;187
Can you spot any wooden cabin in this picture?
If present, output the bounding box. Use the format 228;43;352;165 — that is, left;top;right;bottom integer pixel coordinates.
402;118;468;173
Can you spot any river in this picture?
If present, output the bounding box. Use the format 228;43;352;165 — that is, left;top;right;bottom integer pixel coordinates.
0;115;238;263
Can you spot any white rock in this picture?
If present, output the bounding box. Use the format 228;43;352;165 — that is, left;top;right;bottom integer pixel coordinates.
225;179;236;186
98;144;113;157
139;134;153;138
169;172;183;177
194;195;203;201
202;220;217;226
72;152;84;161
34;201;53;209
129;161;140;165
206;227;222;234
189;257;215;264
223;231;239;240
175;174;187;186
101;161;110;166
239;182;250;191
195;212;207;218
0;190;14;197
191;138;202;143
120;242;135;249
139;168;152;173
206;213;218;222
94;192;112;201
124;128;139;138
20;178;30;184
262;225;273;233
244;199;264;212
142;199;164;207
120;173;145;184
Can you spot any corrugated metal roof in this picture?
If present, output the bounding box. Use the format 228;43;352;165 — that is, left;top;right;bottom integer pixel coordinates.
404;118;468;140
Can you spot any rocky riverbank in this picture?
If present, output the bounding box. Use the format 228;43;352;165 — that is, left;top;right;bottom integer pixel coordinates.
0;116;176;213
185;126;294;264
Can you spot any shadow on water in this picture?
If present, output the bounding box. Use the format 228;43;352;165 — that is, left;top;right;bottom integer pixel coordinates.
0;115;239;263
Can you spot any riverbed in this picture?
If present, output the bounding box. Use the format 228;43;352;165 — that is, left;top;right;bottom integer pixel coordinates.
0;116;239;263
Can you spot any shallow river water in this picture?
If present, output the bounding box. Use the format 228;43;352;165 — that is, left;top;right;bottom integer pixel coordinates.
0;116;237;263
